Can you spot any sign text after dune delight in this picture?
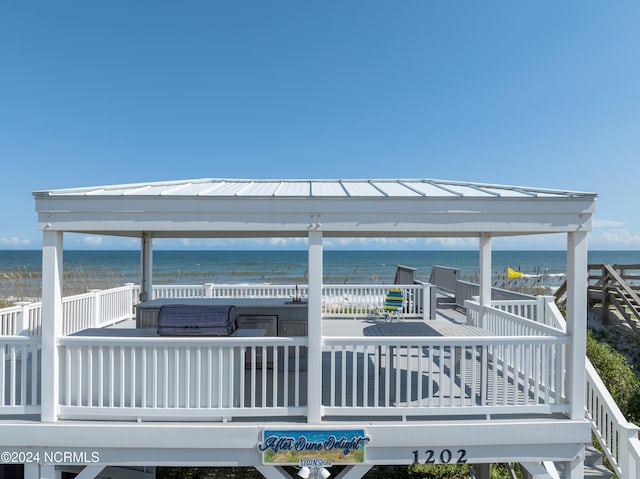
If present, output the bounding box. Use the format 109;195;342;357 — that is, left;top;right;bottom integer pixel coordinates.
259;429;369;465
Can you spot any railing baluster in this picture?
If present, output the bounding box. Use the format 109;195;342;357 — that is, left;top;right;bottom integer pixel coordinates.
459;345;466;407
141;347;147;408
87;346;94;407
9;345;16;407
20;344;27;408
283;346;289;407
341;348;347;407
212;346;218;408
294;345;300;408
363;344;369;408
352;345;357;407
272;345;278;407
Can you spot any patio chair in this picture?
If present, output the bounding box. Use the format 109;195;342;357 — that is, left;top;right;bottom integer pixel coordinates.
381;288;405;322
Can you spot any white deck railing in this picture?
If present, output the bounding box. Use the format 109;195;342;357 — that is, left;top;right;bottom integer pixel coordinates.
0;301;42;336
1;285;135;337
0;336;40;414
57;336;307;421
491;296;564;329
146;283;428;319
322;284;427;319
323;335;569;418
488;297;640;479
4;281;638;478
1;283;431;337
61;286;135;336
465;301;565;337
586;358;640;479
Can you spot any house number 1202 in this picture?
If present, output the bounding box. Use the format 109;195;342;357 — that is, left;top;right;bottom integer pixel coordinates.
412;449;467;464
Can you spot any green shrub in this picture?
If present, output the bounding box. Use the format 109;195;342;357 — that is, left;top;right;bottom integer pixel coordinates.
586;330;640;423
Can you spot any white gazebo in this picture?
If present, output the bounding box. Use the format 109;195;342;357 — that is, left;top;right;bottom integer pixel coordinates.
26;178;596;479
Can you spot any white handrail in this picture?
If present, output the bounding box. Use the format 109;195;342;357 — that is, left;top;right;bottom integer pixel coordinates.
465;300;565;337
525;296;640;479
0;285;136;337
323;335;569;418
0;306;20;335
1;282;431;337
586;358;640;478
322;284;426;319
0;336;41;413
58;335;307;420
4;279;637;476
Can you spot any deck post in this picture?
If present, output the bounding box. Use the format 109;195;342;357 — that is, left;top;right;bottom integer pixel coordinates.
562;447;584;479
38;465;61;479
23;463;39;479
566;231;588;420
140;233;153;302
479;233;492;329
89;289;102;328
307;229;323;423
16;301;31;335
41;230;63;423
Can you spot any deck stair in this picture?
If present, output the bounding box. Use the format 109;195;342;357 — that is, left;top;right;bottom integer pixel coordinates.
522;448;614;479
556;264;640;328
590;264;640;328
582;446;614;479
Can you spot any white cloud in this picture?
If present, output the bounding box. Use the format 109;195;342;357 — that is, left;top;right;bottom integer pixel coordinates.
427;238;478;249
268;238;306;247
593;219;626;228
0;236;31;246
81;236;104;246
123;238;140;247
323;237;419;249
599;229;640;248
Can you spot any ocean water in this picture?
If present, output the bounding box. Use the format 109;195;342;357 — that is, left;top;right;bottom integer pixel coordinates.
1;250;639;297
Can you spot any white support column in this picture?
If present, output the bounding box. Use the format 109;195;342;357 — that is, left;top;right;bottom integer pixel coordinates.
307;230;323;423
566;231;588;420
479;233;492;329
140;233;153;302
562;447;585;479
41;230;63;423
24;463;39;479
39;464;61;479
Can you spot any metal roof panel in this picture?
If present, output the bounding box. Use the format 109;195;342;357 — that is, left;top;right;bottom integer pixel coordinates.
311;181;348;196
371;181;421;197
236;181;281;196
401;181;459;197
431;182;496;197
34;178;596;200
341;181;385;197
275;181;311;196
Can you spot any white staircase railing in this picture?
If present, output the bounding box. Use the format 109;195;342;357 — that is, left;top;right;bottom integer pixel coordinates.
586;358;640;478
484;297;640;479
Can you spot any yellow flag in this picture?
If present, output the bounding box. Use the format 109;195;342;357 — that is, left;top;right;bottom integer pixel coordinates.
507;267;524;279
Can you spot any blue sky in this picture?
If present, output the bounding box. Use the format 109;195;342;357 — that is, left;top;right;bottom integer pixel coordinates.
0;1;638;251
